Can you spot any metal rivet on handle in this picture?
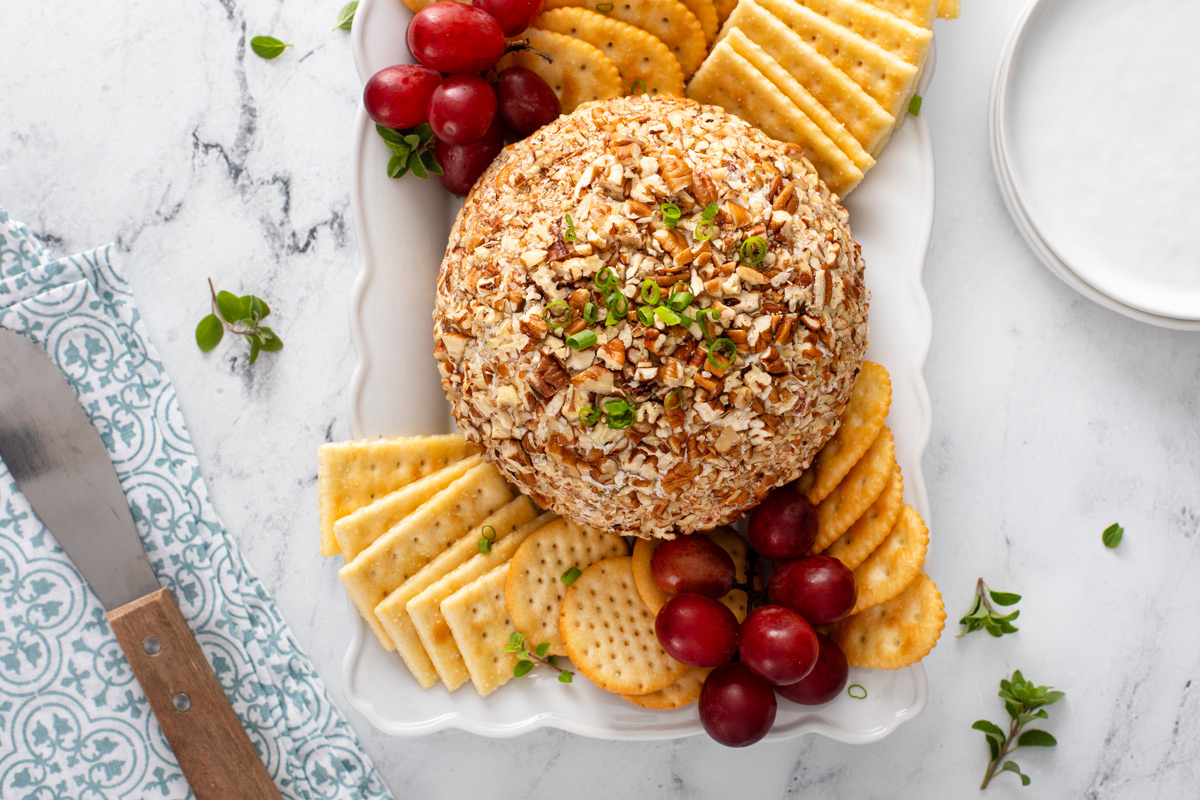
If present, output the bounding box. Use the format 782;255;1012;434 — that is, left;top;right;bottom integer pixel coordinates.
142;637;161;655
173;693;191;712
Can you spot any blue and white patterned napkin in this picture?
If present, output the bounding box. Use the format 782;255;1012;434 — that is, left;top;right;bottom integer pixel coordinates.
0;207;393;800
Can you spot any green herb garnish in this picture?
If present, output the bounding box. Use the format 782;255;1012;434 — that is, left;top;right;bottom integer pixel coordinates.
1102;522;1124;549
579;406;601;427
958;578;1021;638
478;525;497;554
503;631;573;683
582;301;599;325
694;220;715;242
605;291;628;325
847;684;867;699
334;1;358;31
661;203;681;228
251;36;292;60
196;278;283;365
564;213;577;242
667;287;694;313
908;93;923;116
665;389;685;410
655;306;682;326
629;78;647;96
694;308;718;343
640;279;661;305
637;305;656;327
701;202;719;220
594;266;618;291
975;670;1065;789
566;330;598;351
603;397;636;430
376;123;442;181
739;235;768;265
707;337;737;370
595;1;614;11
561;566;582;585
542;301;573;329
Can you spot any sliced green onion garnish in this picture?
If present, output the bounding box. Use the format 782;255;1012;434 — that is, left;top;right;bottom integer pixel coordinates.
561;566;582;585
694;308;717;343
661;202;681;228
583;301;599;325
543;301;573;329
848;684;868;699
595;1;613;11
629;78;647;96
908;94;922;117
640;279;660;305
563;213;576;243
694;220;715;242
739;235;768;265
701;202;719;220
478;524;497;553
567;330;598;350
655;306;682;326
579;406;601;427
667;290;694;313
665;389;685;410
604;291;628;326
594;266;618;291
606;291;628;316
637;305;656;327
603;397;636;430
707;337;737;370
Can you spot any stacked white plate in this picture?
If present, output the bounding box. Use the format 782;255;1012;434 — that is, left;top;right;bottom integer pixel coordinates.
990;0;1200;330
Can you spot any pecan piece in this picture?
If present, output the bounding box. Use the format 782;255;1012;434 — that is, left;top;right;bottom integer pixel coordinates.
528;354;570;398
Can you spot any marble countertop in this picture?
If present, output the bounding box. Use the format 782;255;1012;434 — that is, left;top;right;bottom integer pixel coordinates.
3;0;1198;797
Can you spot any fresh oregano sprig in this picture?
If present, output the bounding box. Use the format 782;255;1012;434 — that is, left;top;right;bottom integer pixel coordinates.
376;123;443;181
958;578;1021;638
195;279;283;365
502;631;572;683
974;670;1065;789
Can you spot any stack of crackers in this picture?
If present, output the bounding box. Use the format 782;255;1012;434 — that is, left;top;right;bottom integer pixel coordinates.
795;360;945;669
320;435;636;696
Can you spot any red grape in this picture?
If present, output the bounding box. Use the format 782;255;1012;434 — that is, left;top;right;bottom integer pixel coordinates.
407;3;505;73
473;0;545;37
654;594;738;668
429;74;498;145
496;67;561;134
435;119;506;196
768;556;857;626
363;64;442;130
747;488;819;560
699;663;777;747
775;632;848;705
650;536;736;598
737;605;818;686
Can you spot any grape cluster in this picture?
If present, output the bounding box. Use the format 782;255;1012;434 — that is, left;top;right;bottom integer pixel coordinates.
362;0;560;195
651;489;858;747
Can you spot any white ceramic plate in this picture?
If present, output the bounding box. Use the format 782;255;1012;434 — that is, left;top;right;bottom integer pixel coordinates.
343;0;935;740
991;0;1200;328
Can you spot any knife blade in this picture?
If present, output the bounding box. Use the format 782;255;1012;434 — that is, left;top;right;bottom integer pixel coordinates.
0;328;281;800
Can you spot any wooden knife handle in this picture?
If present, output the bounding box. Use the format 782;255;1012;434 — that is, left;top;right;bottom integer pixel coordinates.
108;587;282;800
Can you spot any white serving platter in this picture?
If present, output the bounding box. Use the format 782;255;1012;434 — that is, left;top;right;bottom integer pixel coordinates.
343;0;935;741
990;0;1200;329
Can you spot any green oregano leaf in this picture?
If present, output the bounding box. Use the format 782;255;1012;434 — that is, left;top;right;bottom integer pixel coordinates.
1102;522;1124;549
335;1;358;31
216;291;243;324
513;660;534;678
195;314;224;352
251;36;292;60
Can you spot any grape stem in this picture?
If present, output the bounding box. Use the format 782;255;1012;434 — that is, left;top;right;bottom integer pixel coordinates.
503;38;553;64
737;550;769;610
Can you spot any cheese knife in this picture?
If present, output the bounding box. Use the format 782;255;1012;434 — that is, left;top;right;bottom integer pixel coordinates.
0;328;281;800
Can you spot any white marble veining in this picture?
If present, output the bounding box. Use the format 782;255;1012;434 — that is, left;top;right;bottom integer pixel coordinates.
2;0;1198;797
